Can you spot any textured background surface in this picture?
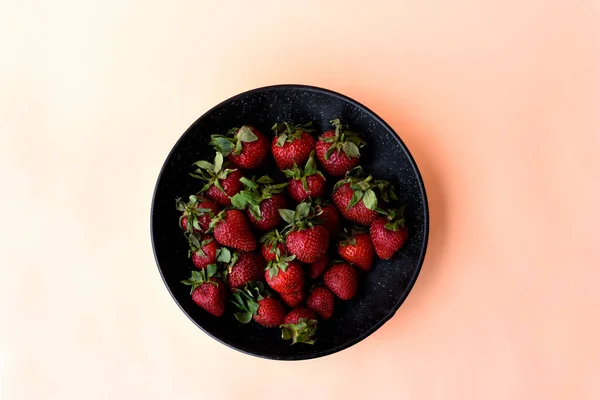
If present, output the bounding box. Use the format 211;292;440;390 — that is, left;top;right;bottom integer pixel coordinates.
1;0;599;399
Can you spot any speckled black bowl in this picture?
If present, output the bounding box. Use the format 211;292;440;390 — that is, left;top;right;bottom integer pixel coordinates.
151;84;429;360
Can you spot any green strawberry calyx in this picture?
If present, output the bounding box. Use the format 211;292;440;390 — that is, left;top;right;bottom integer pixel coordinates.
282;151;325;191
209;125;258;157
281;318;318;345
272;121;314;147
381;206;407;231
338;226;368;247
175;194;215;233
230;175;288;220
265;254;297;279
214;247;240;284
181;265;220;294
189;152;239;195
231;281;269;324
259;229;286;258
321;119;366;161
185;231;215;258
279;201;322;233
333;166;398;212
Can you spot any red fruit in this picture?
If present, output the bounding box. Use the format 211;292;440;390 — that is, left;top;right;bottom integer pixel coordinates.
190;153;244;206
211;209;256;251
315;203;341;238
286;226;330;263
332;183;378;226
338;231;375;271
246;194;287;231
265;257;305;294
308;254;329;279
370;208;408;259
260;229;288;261
185;232;220;270
284;307;317;325
323;263;358;300
271;122;316;170
282;152;326;203
182;267;226;317
224;251;265;291
280;288;306;308
254;297;286;327
315;119;365;177
210;125;269;170
176;195;221;233
306;286;335;320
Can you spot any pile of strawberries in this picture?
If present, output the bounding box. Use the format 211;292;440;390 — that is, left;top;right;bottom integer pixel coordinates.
176;120;408;345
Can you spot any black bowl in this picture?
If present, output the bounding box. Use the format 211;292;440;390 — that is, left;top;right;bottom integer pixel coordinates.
150;84;429;360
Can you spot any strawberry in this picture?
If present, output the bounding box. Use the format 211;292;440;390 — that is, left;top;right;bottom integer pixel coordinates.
230;176;288;232
280;288;306;308
218;248;265;291
181;266;226;317
332;167;397;226
259;229;288;261
281;307;318;345
306;286;335;320
370;207;409;260
190;153;244;206
323;262;358;300
279;202;330;263
265;255;305;294
315;119;366;177
210;125;269;169
337;229;375;271
210;209;256;251
315;202;341;238
176;195;221;233
282;152;326;203
307;254;328;280
185;231;220;270
271;121;316;170
233;282;285;327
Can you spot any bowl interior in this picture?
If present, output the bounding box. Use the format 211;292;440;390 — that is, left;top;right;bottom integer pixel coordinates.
151;85;428;360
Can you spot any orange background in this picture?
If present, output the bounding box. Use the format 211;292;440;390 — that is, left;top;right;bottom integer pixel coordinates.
1;0;599;399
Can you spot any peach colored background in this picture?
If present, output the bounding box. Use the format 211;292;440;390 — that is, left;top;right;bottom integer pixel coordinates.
1;0;600;399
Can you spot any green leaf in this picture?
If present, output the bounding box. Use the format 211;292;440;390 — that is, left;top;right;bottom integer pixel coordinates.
240;177;259;189
210;136;235;156
347;189;363;210
281;327;293;340
193;160;214;171
295;202;310;219
342;141;360;158
207;264;217;277
230;193;247;210
362;189;377;210
247;299;259;315
217;247;231;263
304;153;317;175
256;175;273;184
248;203;261;220
324;145;336;161
237;126;258;142
233;139;243;155
279;209;295;224
234;312;253;324
276;133;288;147
213;152;223;173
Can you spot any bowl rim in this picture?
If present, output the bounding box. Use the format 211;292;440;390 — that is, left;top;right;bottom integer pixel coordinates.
150;84;430;361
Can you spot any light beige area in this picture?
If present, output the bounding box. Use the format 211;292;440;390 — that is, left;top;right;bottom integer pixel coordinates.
1;0;599;399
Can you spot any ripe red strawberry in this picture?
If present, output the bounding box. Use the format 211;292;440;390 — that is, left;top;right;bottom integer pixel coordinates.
176;195;221;233
233;282;285;327
370;208;409;260
315;119;366;177
332;167;397;226
308;254;328;280
315;202;341;238
271;122;316;170
280;288;306;308
265;256;305;294
219;248;265;291
210;125;269;169
281;307;318;345
182;266;226;317
185;232;220;270
190;153;244;206
306;286;335;320
323;263;358;300
259;229;288;261
338;229;375;271
231;176;288;232
283;152;326;203
279;202;330;263
210;209;256;251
